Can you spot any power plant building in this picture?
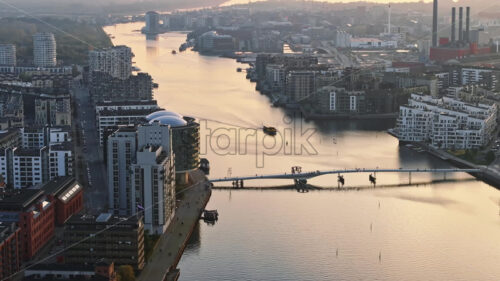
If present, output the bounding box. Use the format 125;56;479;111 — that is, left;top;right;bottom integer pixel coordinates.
429;3;491;62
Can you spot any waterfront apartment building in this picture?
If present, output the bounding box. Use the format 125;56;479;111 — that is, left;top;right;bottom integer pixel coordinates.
319;86;366;114
265;64;286;93
197;31;234;52
96;100;159;114
89;46;133;80
64;213;145;270
89;72;154;102
286;71;316;102
144;11;160;34
107;127;137;215
145;111;200;184
255;53;318;81
107;121;177;235
131;145;175;234
33;33;56;67
0;44;16;66
396;93;498;149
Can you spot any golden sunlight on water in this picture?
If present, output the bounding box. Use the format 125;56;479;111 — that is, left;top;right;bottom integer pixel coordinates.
104;23;500;281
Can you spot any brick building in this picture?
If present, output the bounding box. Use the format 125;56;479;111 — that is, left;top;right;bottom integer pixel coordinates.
0;177;83;261
0;189;54;260
42;177;83;226
0;222;21;280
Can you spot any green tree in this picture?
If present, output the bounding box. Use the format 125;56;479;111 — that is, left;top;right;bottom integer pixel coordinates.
117;265;135;281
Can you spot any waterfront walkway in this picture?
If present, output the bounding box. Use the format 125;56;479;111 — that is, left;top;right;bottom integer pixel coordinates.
138;171;211;281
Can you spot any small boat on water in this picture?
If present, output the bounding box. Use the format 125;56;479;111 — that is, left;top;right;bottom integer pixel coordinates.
202;210;219;222
172;50;177;54
263;126;277;136
200;158;210;175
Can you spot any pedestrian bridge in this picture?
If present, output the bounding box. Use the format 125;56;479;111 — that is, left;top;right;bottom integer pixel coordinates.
209;168;482;183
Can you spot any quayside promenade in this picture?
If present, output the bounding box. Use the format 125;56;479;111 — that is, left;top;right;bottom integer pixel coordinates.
138;170;211;281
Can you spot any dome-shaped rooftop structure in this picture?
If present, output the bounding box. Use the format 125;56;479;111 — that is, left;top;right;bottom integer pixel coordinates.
146;110;183;121
149;116;187;127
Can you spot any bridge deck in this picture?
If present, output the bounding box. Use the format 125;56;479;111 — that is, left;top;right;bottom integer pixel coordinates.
209;168;482;183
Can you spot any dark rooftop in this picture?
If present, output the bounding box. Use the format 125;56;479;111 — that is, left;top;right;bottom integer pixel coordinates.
13;147;45;156
99;108;158;117
96;100;158;106
66;213;141;227
0;189;44;210
49;142;73;151
41;176;77;196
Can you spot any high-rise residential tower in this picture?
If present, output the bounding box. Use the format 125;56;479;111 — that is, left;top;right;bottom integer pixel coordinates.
33;32;57;67
89;46;133;80
0;44;16;66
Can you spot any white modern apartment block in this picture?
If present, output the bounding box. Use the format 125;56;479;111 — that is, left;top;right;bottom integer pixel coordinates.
47;127;71;144
89;46;133;80
21;128;45;149
0;44;16;66
131;121;175;234
20;126;71;148
137;119;172;151
33;33;57;67
97;108;158;146
461;68;498;89
95;100;159;114
107;127;137;215
48;143;73;180
396;93;498;149
131;145;175;234
12;147;48;189
265;64;285;93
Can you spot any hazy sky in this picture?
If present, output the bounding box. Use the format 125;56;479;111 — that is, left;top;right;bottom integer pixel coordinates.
222;0;469;4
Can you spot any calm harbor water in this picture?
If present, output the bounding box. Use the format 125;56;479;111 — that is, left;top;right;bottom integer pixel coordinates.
104;23;500;281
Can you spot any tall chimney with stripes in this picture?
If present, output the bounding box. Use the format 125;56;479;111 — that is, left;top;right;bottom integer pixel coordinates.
432;0;438;47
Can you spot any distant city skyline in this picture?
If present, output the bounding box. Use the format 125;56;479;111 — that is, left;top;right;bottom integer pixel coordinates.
223;0;443;5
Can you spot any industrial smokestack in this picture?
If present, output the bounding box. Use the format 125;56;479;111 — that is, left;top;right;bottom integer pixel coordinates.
466;7;470;43
432;0;438;47
451;7;456;42
458;7;463;42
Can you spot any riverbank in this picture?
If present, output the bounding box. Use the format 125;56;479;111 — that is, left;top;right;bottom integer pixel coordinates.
300;109;398;120
388;134;500;190
138;170;211;281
